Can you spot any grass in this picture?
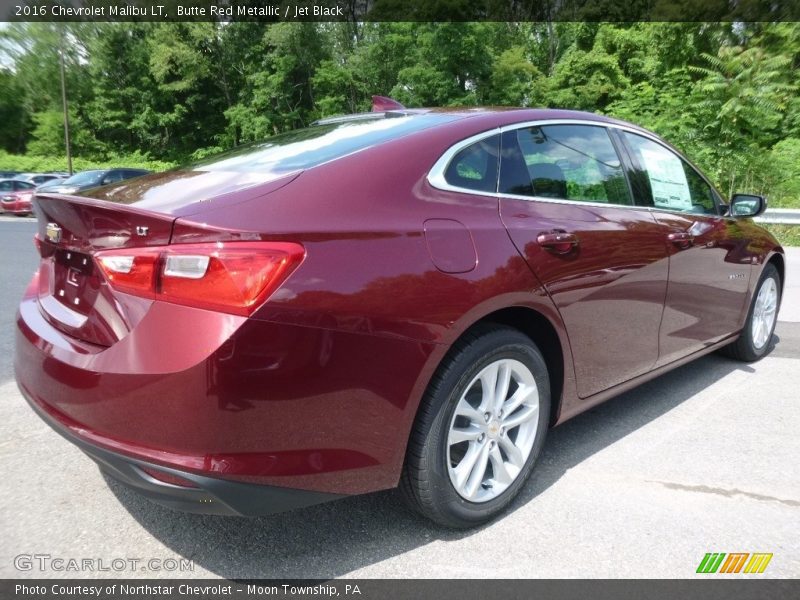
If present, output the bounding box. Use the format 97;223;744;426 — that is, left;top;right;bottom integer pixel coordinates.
762;224;800;247
0;151;176;173
770;197;800;208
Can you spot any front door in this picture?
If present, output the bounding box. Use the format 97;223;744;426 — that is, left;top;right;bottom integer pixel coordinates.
619;131;753;365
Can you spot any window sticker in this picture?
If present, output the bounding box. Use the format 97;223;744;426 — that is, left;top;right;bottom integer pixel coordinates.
639;147;692;211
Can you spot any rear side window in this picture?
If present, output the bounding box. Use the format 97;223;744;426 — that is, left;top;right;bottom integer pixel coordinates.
15;181;35;190
623;132;717;214
444;135;500;192
500;124;631;205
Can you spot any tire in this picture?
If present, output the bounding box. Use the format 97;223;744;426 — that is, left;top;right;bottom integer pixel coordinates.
401;324;550;528
720;263;781;362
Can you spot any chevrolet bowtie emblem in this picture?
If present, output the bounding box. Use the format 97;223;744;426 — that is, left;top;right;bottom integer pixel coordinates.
45;223;62;243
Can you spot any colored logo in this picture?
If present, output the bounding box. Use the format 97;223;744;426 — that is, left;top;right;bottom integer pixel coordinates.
696;553;772;574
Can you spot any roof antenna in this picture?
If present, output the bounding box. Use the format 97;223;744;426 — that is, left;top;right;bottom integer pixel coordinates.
372;96;406;112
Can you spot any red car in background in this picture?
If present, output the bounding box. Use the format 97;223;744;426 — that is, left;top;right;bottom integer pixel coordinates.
14;102;784;527
0;178;36;215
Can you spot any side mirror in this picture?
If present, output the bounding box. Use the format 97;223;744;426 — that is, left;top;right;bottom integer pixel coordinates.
729;193;767;218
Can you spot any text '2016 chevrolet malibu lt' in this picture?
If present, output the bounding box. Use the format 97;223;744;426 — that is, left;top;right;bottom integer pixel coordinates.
15;100;784;527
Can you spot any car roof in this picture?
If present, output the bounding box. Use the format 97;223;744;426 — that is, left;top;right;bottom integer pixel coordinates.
320;106;652;138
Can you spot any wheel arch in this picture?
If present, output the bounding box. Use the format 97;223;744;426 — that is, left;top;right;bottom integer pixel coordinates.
410;304;570;430
767;251;785;290
477;307;565;427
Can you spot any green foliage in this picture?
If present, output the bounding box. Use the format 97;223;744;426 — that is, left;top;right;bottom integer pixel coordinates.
762;224;800;247
764;139;800;208
0;69;27;153
549;46;630;110
0;21;797;210
25;110;106;158
0;150;174;173
484;46;544;106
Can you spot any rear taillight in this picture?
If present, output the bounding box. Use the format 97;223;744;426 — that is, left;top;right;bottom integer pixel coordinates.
95;242;305;316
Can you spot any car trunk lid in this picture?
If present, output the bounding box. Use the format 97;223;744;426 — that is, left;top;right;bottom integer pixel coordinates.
31;171;300;347
33;194;177;347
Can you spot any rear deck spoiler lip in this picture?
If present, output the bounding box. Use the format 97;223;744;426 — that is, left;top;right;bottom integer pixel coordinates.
34;191;171;217
33;170;303;221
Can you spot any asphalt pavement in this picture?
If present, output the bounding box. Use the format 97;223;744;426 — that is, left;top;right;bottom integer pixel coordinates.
1;216;798;578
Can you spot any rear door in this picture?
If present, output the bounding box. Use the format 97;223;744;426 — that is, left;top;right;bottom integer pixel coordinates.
498;123;669;398
619;131;753;364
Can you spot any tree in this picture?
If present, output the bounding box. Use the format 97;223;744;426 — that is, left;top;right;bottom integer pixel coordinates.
691;44;795;146
0;69;27;153
547;46;629;110
483;46;544;106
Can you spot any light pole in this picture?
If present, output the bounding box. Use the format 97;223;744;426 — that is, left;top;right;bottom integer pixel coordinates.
59;27;72;175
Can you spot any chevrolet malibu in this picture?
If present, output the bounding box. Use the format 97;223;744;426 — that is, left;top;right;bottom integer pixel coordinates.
15;102;784;527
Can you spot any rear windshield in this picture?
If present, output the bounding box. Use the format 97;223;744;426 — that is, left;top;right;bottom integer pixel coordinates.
189;114;458;174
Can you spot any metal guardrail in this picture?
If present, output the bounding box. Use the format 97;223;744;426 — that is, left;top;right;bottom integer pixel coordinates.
756;208;800;225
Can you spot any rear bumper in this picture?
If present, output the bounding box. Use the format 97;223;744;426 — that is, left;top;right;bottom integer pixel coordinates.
15;273;438;497
21;386;343;516
1;200;31;214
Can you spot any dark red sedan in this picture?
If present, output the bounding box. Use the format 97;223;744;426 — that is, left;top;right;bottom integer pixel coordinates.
0;178;36;215
15;104;784;527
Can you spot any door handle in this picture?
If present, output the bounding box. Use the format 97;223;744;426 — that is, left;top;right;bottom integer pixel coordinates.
667;231;694;249
537;231;578;254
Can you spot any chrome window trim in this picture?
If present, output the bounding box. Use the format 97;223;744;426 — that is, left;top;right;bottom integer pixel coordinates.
495;191;654;214
426;118;727;219
426;128;502;195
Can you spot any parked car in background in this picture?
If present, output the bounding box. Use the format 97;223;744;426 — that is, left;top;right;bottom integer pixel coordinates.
13;173;62;186
0;170;20;179
15;103;784;528
45;168;150;194
35;177;67;192
0;178;35;215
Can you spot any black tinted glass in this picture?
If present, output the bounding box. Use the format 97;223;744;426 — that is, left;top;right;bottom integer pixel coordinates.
444;135;500;193
624;133;717;214
500;124;631;205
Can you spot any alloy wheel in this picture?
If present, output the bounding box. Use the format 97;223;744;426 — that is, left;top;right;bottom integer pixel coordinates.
446;358;539;503
751;277;778;350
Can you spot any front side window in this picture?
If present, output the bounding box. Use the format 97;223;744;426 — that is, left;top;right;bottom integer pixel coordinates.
0;180;13;192
623;132;717;215
499;124;631;205
443;135;500;192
